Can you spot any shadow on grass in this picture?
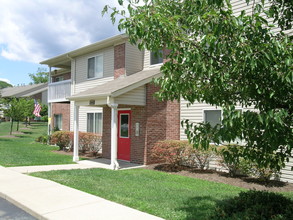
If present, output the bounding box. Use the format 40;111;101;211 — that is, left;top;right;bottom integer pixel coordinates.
176;196;220;220
22;131;33;135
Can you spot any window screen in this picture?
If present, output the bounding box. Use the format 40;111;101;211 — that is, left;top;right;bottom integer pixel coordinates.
204;110;221;127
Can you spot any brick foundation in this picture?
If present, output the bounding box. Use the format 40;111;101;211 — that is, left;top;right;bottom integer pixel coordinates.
51;102;70;131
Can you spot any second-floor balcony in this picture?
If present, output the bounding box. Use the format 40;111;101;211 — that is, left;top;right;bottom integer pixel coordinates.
48;79;71;103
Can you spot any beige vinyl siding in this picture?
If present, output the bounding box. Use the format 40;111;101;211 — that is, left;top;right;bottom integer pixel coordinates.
115;86;146;106
125;42;143;75
74;47;114;95
280;158;293;183
180;98;255;140
143;50;151;69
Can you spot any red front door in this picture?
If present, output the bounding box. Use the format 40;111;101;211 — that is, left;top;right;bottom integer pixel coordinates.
118;110;131;161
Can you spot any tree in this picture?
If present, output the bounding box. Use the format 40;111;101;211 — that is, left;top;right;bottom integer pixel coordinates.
3;98;25;135
0;81;12;89
29;68;48;84
105;0;293;171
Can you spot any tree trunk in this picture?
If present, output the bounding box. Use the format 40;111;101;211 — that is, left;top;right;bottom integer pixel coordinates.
10;119;13;135
25;117;28;127
17;121;19;131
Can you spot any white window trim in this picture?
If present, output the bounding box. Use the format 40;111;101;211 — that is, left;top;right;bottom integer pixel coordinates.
87;54;104;80
119;113;130;139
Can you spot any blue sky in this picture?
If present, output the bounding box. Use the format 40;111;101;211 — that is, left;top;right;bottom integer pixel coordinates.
0;0;121;86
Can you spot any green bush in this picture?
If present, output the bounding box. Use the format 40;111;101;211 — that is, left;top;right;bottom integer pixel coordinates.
211;190;293;220
35;134;50;144
50;131;72;151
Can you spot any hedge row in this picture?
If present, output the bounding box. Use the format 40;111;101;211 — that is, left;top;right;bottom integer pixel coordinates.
49;131;102;154
151;140;280;181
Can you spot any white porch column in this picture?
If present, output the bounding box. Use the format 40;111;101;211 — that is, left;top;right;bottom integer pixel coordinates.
73;104;79;162
109;103;119;170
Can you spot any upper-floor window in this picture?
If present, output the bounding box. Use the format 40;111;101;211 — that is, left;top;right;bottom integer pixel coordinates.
88;55;103;79
55;76;64;82
150;50;163;65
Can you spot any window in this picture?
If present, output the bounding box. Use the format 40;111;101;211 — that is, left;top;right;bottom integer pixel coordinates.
150;50;163;65
54;114;62;130
204;110;221;127
87;113;103;134
120;114;129;138
88;55;103;79
55;76;64;82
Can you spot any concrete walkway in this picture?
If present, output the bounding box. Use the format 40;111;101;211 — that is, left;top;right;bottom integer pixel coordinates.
8;158;145;174
0;162;163;220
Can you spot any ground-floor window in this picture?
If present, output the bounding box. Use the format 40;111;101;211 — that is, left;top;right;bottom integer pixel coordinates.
54;114;62;130
87;113;102;134
204;110;222;127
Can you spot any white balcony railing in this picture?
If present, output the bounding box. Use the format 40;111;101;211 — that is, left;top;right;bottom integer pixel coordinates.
48;80;71;103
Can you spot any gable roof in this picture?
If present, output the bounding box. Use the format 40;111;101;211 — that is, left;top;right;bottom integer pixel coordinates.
40;34;128;68
69;67;161;101
0;83;48;98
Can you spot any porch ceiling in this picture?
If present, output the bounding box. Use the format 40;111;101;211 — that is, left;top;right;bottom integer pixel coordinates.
68;67;161;103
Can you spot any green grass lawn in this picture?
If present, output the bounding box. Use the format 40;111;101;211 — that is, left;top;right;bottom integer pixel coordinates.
31;168;244;219
0;121;74;166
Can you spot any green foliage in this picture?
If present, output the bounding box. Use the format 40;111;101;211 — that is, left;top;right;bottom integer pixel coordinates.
28;67;48;84
35;134;50;144
106;0;293;171
0;81;12;89
212;190;293;220
50;131;73;151
218;145;281;180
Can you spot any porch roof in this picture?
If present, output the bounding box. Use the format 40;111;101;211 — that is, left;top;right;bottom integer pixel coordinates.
68;67;161;101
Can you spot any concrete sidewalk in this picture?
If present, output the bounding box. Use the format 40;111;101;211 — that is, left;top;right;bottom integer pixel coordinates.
0;166;163;220
8;158;145;174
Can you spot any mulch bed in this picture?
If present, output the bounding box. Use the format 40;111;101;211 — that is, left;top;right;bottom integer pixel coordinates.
144;164;293;192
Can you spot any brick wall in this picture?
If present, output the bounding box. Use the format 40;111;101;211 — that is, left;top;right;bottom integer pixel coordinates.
51;102;70;131
52;72;71;82
144;83;180;164
114;43;125;79
102;106;111;159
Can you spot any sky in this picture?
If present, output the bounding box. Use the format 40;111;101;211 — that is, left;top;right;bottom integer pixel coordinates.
0;0;121;86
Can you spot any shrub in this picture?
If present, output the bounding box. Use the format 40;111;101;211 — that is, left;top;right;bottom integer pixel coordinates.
50;131;72;151
35;134;50;144
182;145;215;170
79;132;102;155
211;190;293;220
217;145;246;177
50;131;102;154
151;140;215;169
151;140;189;166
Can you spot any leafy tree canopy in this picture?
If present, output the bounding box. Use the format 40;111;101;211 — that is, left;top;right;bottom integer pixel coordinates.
105;0;293;171
29;68;48;84
0;81;12;89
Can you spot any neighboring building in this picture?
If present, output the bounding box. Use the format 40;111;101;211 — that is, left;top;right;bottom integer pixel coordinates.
0;83;48;104
0;83;48;119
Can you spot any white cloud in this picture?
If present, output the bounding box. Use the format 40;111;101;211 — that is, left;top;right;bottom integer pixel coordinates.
0;78;11;84
0;0;121;63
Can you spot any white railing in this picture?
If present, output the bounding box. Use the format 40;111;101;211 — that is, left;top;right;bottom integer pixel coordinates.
48;80;71;103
